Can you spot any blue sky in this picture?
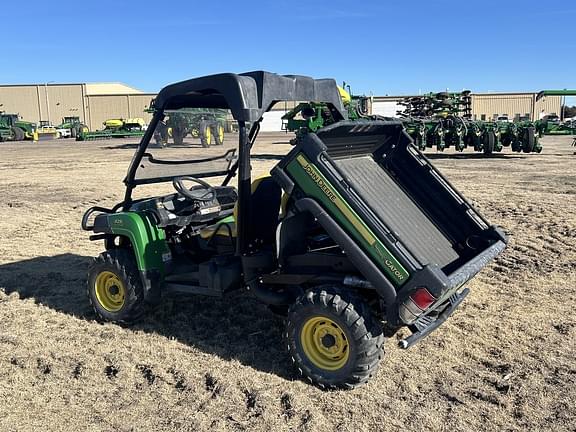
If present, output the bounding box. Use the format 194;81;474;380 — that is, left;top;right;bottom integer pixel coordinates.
1;0;574;96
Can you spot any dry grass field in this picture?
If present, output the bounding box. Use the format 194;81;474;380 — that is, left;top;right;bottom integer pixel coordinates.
0;133;575;431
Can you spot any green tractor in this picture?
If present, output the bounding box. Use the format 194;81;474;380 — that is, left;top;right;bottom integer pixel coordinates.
82;71;506;389
56;116;89;139
0;112;37;141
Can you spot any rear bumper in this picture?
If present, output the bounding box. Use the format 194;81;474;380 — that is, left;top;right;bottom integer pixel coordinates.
447;240;506;294
396;238;505;325
398;287;469;349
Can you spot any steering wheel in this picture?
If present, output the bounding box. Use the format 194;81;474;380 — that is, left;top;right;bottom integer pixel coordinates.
172;176;216;202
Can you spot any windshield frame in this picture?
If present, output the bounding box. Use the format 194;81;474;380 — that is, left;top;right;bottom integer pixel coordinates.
132;149;237;185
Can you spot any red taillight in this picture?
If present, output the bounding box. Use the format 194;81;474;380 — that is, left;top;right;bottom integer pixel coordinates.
410;288;436;310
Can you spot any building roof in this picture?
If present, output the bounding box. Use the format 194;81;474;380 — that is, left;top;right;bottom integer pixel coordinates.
84;82;143;95
0;82;144;95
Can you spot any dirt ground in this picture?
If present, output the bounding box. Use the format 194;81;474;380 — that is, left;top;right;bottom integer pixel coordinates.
0;133;574;432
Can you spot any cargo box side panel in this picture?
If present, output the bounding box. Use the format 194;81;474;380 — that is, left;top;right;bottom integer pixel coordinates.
286;153;410;287
334;156;460;268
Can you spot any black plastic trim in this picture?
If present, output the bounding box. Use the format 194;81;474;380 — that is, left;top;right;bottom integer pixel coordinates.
398;288;469;349
295;198;398;309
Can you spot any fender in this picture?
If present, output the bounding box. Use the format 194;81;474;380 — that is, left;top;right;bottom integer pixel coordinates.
92;211;170;303
93;211;170;272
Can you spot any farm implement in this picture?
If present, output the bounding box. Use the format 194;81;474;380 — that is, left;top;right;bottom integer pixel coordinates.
397;91;541;154
82;71;506;389
153;108;227;147
535;90;576;136
77;118;147;141
283;88;542;155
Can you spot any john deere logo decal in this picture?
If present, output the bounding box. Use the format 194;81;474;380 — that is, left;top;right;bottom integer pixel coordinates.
292;154;409;285
302;162;337;202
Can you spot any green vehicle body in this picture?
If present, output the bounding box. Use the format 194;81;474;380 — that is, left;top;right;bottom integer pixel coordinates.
89;211;170;274
286;153;409;286
162;108;227;146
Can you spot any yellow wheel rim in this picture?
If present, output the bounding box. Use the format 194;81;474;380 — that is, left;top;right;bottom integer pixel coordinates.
94;271;126;312
205;126;211;145
300;316;350;371
191;128;199;138
218;125;224;143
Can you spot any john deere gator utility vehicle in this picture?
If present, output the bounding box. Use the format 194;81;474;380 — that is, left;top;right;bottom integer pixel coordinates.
82;71;507;389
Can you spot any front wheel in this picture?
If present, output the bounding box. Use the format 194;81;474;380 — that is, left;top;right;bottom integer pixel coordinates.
87;249;146;323
199;120;211;148
286;287;384;389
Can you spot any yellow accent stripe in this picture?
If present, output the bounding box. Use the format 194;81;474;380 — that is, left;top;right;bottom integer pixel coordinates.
296;154;375;244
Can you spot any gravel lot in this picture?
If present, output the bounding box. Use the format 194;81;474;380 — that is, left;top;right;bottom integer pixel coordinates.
0;133;574;431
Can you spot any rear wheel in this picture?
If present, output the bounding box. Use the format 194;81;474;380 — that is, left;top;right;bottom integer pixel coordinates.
172;126;186;146
11;126;25;141
214;123;224;145
522;127;535;153
200;121;211;148
286;286;384;389
483;131;495;155
87;249;145;323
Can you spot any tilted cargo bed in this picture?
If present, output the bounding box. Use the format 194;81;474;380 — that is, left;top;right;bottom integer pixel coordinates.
333;155;459;269
272;121;506;327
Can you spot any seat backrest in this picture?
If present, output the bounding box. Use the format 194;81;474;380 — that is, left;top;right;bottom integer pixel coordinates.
243;176;282;250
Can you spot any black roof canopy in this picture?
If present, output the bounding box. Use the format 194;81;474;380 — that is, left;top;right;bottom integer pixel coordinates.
152;71;347;122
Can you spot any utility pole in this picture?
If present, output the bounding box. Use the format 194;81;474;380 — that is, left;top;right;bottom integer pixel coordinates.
45;81;54;124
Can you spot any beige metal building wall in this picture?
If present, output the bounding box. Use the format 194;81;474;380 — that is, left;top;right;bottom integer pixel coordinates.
0;82;150;129
86;95;129;130
40;84;86;125
84;94;155;130
472;94;533;120
534;95;562;119
0;84;86;124
372;93;562;121
471;94;561;121
0;85;41;121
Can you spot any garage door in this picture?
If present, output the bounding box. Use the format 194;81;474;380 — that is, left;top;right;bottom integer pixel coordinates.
372;101;402;118
260;110;286;132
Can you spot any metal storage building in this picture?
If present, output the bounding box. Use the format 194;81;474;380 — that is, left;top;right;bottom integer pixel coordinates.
0;82;564;132
0;82;155;130
371;92;562;121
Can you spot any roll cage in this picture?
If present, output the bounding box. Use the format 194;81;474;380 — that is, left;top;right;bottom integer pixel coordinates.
122;71;348;256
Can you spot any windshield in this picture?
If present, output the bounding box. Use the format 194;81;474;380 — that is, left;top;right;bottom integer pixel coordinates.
133;108;238;184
